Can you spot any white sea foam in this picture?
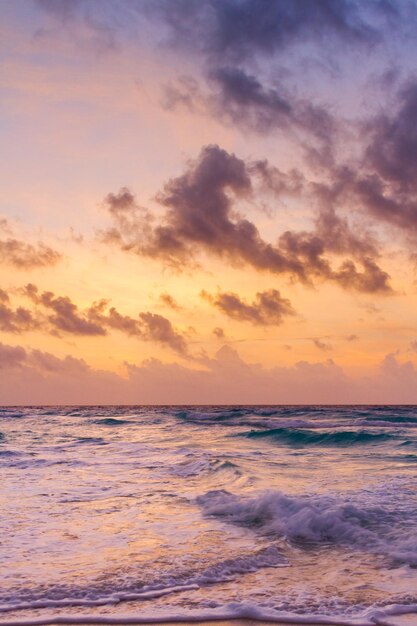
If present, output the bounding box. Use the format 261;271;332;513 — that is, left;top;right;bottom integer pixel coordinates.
0;586;200;615
197;489;417;566
1;601;417;626
2;406;417;623
0;548;288;615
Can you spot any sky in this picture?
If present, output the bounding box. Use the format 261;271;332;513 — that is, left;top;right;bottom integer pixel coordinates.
2;0;417;403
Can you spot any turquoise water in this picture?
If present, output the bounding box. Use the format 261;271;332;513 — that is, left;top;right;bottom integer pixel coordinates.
0;406;416;625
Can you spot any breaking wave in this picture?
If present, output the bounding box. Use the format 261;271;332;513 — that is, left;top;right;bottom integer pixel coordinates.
197;489;417;566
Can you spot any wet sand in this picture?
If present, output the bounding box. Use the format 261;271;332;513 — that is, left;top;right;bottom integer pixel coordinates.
60;620;415;626
2;615;416;626
0;615;374;626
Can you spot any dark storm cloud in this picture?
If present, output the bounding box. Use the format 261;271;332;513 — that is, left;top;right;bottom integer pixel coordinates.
103;144;392;294
21;284;188;353
202;288;295;326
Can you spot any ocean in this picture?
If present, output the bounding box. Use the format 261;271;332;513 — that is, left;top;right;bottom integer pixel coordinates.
1;406;416;626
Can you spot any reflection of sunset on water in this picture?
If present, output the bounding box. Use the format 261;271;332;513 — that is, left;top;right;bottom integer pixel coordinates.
1;406;417;624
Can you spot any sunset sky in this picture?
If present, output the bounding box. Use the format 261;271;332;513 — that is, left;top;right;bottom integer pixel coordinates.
2;0;417;403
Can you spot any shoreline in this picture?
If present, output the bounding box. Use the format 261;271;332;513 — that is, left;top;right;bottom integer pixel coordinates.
0;615;413;626
0;615;376;626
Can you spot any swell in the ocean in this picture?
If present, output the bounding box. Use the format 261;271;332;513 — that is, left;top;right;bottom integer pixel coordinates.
0;405;416;625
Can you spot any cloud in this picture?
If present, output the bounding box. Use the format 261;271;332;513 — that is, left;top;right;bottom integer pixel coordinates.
312;338;332;352
349;80;417;234
36;0;84;22
159;292;181;310
164;67;336;164
37;0;392;58
314;206;378;258
366;81;417;192
346;334;359;342
150;0;386;62
1;341;417;404
0;342;126;404
87;299;142;336
24;284;106;336
0;235;62;270
30;348;91;375
34;0;119;53
213;326;225;339
102;145;392;294
358;302;382;315
0;303;39;334
278;210;392;293
305;80;417;239
89;302;188;353
0;343;27;369
333;257;391;293
150;0;417;241
21;284;188;354
138;312;187;354
102;147;304;275
0;288;40;334
202;289;295;326
34;0;414;245
155;1;402;164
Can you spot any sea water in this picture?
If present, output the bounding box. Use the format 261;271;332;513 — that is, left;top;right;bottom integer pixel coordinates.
0;406;416;625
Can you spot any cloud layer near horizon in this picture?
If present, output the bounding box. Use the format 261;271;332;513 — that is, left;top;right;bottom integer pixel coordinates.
1;340;416;404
